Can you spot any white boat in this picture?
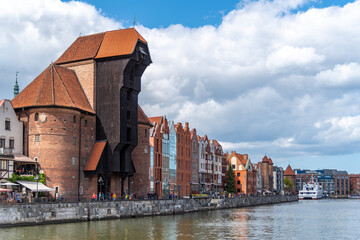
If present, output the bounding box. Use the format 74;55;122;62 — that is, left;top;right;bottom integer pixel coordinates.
298;179;323;200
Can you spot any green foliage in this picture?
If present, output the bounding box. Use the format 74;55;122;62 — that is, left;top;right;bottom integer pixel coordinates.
284;177;293;192
225;164;236;194
8;173;46;185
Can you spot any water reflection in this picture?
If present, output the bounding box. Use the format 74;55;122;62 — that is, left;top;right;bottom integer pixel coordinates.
2;200;360;239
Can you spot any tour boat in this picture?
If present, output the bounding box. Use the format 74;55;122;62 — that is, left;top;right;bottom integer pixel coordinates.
298;179;323;200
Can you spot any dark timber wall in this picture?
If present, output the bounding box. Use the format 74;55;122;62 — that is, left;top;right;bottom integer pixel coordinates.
95;42;151;187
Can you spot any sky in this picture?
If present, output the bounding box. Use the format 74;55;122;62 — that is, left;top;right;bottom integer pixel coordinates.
1;0;360;172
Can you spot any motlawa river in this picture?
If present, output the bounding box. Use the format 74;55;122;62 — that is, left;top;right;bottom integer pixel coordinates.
1;199;359;239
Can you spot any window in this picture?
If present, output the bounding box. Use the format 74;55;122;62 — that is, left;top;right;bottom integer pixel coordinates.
237;180;240;184
232;164;236;169
84;120;88;127
35;134;40;142
9;139;14;149
73;136;76;145
0;138;5;148
237;173;240;177
145;129;148;137
73;116;76;123
35;113;39;121
5;120;10;130
72;157;77;166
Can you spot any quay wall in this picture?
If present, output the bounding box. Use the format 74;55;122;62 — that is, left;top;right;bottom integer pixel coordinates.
0;195;297;227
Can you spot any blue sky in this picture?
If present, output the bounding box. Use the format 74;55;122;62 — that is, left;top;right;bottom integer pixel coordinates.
1;0;360;173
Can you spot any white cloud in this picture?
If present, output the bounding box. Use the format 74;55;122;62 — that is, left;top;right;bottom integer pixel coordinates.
0;0;120;100
2;0;360;165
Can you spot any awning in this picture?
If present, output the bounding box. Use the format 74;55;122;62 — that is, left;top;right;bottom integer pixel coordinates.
16;181;54;192
13;154;37;163
85;141;106;171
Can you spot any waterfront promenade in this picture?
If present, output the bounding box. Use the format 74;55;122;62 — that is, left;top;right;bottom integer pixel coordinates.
0;195;297;228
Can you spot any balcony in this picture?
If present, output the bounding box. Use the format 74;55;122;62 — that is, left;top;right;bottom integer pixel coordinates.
0;148;13;155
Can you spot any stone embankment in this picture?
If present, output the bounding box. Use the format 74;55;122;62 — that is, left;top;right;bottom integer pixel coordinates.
0;195;297;228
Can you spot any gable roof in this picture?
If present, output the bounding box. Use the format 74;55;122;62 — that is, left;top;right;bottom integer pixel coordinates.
148;116;163;126
235;153;248;166
284;165;295;176
11;64;94;114
138;105;153;127
56;28;147;64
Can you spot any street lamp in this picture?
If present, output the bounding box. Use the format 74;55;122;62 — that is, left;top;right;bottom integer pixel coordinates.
98;176;103;201
34;174;39;201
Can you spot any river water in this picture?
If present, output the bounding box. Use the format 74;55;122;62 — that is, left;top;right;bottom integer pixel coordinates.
1;199;360;240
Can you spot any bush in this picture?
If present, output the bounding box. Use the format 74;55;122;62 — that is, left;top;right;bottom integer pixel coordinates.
8;173;46;185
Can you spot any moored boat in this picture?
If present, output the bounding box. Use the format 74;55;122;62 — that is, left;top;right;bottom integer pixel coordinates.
298;179;323;200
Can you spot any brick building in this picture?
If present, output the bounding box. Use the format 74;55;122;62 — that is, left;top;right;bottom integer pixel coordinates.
350;174;360;196
258;156;274;193
11;28;152;199
129;106;152;198
227;151;257;195
284;165;296;193
175;122;191;197
190;128;199;194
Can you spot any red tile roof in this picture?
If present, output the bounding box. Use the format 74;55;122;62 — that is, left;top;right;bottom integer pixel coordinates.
96;28;147;59
138;105;153;126
149;116;163;126
262;156;269;163
284;165;295;176
56;33;104;64
11;64;94;114
56;28;147;64
235;153;248;166
0;100;5;108
268;157;273;165
84;141;106;171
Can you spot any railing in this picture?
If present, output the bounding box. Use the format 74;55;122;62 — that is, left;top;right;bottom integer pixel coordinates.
0;148;13;155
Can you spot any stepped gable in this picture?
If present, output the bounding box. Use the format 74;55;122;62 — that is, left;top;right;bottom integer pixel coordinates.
56;28;148;64
11;64;94;114
284;165;295;176
138;105;153;127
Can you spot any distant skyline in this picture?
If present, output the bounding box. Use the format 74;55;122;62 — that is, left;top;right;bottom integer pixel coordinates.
1;0;359;173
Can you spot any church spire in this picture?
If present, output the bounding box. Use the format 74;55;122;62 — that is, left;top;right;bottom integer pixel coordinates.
14;71;19;98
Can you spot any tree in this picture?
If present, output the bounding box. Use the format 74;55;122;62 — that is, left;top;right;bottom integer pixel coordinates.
225;164;236;194
284;177;293;193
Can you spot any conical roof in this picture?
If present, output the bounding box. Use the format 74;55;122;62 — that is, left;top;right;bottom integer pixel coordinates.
284;165;295;176
12;64;94;114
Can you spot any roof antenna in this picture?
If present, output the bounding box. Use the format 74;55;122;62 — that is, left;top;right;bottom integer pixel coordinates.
133;17;136;28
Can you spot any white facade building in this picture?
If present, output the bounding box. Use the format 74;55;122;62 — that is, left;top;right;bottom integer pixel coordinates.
0;99;23;179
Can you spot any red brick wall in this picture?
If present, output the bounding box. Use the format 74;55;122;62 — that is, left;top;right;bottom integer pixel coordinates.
150;124;163;198
131;123;150;198
17;107;96;200
175;123;191;197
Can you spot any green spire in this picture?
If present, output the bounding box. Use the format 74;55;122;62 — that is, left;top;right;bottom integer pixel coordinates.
14;71;19;98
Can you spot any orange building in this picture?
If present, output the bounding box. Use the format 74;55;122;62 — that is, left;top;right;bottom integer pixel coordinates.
175;122;191;197
227;151;257;195
284;165;296;193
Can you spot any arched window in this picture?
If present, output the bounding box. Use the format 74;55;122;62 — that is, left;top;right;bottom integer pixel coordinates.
84;119;88;127
73;115;76;123
34;113;39;121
